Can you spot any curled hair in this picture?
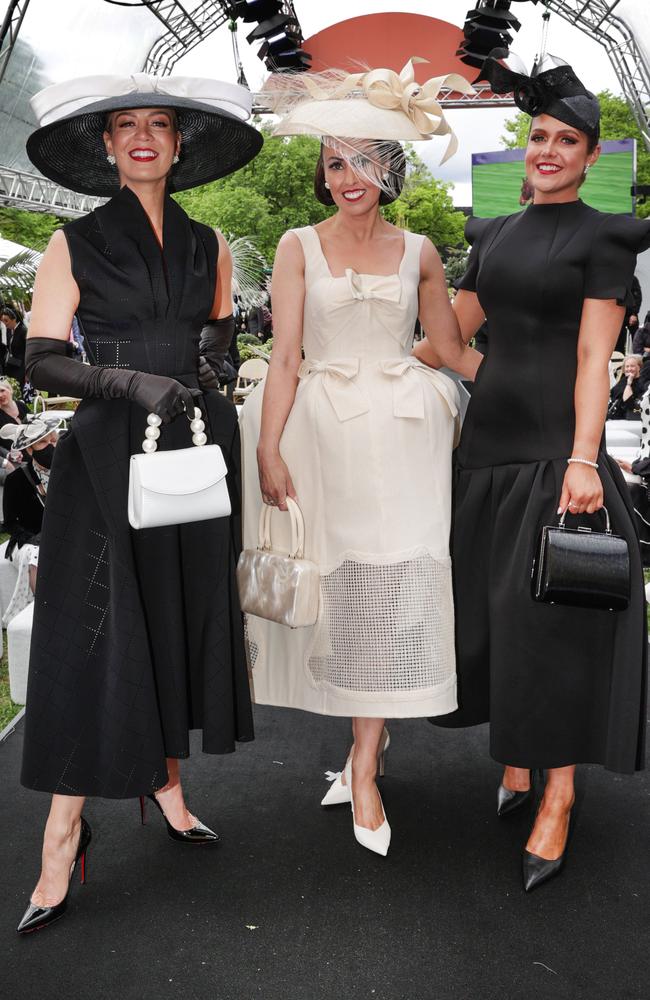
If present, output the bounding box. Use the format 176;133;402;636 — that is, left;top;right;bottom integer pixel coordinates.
314;140;406;207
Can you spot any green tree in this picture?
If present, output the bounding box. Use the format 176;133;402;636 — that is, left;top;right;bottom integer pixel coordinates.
0;206;64;251
501;91;650;217
384;177;467;252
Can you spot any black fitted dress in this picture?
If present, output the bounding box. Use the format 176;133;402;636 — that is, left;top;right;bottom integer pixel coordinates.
434;200;650;774
20;186;253;799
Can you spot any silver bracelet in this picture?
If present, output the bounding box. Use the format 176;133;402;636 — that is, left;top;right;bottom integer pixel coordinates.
567;457;599;469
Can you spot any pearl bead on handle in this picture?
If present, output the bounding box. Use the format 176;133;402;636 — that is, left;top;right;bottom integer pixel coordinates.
141;408;207;453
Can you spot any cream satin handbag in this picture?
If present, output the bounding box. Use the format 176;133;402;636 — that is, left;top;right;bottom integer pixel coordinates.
237;496;320;628
128;407;231;529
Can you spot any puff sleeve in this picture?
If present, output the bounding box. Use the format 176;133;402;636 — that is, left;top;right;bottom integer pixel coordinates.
583;214;650;308
455;216;495;292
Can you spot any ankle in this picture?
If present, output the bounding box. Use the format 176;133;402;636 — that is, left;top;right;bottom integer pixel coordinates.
45;816;81;843
541;786;575;810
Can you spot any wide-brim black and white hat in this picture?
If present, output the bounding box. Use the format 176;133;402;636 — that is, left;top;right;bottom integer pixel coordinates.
26;73;263;197
0;414;63;451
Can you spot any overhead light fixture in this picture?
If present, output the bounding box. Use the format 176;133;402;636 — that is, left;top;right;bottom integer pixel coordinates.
457;1;527;71
234;0;310;71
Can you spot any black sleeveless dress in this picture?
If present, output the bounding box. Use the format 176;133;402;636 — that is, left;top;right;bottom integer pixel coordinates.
434;200;650;774
21;186;253;799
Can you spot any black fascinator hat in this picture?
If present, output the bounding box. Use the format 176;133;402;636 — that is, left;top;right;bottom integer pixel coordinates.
477;50;600;142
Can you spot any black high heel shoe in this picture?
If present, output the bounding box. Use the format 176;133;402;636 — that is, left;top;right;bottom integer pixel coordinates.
522;802;574;893
17;816;91;935
496;769;541;817
139;793;220;844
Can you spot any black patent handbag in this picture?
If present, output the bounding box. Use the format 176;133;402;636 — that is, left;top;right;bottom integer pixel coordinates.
532;506;630;612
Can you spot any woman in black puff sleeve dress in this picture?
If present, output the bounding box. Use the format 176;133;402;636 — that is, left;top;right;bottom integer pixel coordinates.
16;74;262;933
418;57;649;891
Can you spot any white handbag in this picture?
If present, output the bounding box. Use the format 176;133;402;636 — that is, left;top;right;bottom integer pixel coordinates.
237;496;320;628
128;407;231;530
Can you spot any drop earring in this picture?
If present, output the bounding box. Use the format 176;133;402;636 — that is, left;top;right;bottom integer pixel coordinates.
324;181;330;189
173;153;180;164
106;154;116;166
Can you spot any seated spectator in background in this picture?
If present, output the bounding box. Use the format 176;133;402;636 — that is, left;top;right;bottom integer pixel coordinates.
1;306;27;385
608;355;645;420
0;376;27;431
0;415;62;622
632;317;650;357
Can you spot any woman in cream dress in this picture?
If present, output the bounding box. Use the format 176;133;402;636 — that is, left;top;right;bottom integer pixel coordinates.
240;61;480;855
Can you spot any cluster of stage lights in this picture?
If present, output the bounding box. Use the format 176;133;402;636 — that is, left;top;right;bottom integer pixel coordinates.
457;0;538;71
233;1;311;72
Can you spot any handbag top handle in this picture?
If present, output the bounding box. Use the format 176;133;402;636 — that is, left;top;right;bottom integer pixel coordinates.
140;406;206;455
558;506;611;533
258;497;306;559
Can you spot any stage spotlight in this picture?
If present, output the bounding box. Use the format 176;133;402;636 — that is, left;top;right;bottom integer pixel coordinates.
235;1;310;71
457;1;523;70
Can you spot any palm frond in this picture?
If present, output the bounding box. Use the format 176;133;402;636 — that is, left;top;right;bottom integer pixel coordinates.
227;235;268;309
0;248;41;306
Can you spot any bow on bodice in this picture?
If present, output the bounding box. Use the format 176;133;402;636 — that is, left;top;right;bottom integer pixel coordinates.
298;355;460;428
344;269;402;303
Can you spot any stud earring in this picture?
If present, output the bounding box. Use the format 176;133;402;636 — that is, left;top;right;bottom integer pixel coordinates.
324;181;330;189
173;153;180;164
106;154;116;166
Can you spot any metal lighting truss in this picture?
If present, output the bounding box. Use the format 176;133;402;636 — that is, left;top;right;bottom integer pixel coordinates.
541;0;650;150
0;166;103;218
0;0;32;83
142;1;232;76
142;0;305;75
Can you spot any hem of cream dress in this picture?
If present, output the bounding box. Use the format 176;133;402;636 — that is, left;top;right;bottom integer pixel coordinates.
250;672;457;719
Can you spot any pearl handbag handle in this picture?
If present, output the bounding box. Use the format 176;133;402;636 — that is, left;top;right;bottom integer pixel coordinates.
258;496;306;559
141;407;207;454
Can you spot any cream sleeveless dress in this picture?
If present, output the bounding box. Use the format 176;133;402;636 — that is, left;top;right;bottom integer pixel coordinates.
239;225;460;718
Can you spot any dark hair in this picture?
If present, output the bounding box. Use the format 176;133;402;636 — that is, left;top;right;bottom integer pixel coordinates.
314;142;406;207
1;306;17;321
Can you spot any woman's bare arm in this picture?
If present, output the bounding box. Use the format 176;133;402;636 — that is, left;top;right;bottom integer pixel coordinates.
559;297;624;514
209;229;234;319
27;230;79;341
414;241;482;380
256;231;305;510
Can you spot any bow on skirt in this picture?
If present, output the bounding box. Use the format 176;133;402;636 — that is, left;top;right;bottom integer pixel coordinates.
297;356;460;426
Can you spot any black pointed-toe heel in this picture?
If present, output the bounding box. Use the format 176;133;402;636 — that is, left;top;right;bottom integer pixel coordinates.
139;793;219;844
496;769;542;817
17;816;92;935
522;805;573;893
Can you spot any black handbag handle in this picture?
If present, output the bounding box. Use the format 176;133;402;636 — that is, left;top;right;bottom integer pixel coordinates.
558;505;611;534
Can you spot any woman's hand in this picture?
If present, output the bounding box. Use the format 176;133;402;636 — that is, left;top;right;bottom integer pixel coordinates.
558;463;603;515
257;446;297;511
616;459;633;473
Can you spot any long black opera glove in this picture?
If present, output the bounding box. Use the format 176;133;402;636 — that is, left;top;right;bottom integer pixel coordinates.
199;315;237;387
25;337;196;424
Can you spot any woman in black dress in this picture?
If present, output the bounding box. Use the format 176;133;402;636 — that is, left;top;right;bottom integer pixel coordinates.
608;355;644;419
16;74;262;933
418;57;648;891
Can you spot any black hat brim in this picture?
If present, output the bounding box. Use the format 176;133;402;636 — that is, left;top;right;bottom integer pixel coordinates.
26;95;263;197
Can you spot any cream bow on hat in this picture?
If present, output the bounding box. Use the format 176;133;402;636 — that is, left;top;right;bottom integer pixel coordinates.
265;58;474;164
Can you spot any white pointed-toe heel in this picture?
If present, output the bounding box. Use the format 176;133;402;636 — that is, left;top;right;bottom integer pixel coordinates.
344;758;391;857
320;728;390;807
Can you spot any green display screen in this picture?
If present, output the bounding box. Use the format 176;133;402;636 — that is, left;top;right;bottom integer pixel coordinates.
471;139;635;217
